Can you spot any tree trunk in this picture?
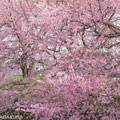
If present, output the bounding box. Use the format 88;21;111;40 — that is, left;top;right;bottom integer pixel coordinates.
21;65;29;78
21;63;34;78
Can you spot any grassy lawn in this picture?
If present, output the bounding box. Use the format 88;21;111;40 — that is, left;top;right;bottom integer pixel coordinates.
0;74;43;89
12;74;43;82
13;74;43;88
27;74;43;83
13;75;22;82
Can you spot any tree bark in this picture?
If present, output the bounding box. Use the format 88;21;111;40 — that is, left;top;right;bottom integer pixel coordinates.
21;63;34;78
21;65;29;78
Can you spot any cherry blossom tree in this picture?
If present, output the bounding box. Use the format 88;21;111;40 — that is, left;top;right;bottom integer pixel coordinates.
51;0;120;79
0;0;65;78
0;0;120;120
0;0;39;78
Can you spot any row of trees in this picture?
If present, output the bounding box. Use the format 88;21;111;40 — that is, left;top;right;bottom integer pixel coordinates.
0;0;120;79
0;0;120;119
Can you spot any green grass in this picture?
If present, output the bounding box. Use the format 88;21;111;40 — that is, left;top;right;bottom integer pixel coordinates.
0;74;43;90
28;74;42;83
12;74;42;82
13;74;42;88
12;74;43;88
13;75;22;82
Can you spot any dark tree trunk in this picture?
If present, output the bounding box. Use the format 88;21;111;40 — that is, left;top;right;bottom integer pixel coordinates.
21;63;34;78
21;65;29;78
